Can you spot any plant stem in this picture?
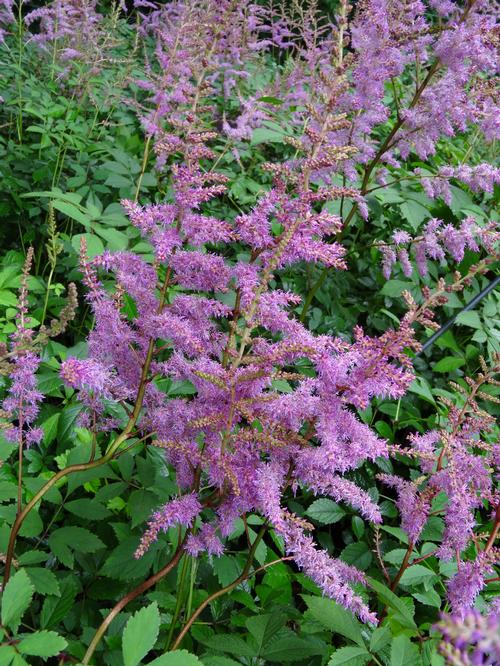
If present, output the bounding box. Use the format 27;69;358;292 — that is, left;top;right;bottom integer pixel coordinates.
170;525;267;650
40;265;55;328
165;554;190;650
300;59;441;322
3;267;173;585
81;538;187;665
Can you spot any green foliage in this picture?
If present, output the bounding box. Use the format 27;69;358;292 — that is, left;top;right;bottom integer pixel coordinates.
0;3;497;666
122;602;161;666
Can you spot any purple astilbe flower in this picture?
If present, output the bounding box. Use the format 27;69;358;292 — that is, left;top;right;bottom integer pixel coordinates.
185;523;224;558
436;606;500;666
135;492;202;558
2;249;43;448
23;0;104;71
0;0;14;43
447;556;496;619
380;218;499;278
257;463;377;624
52;1;499;625
379;475;431;544
3;352;43;447
386;358;500;614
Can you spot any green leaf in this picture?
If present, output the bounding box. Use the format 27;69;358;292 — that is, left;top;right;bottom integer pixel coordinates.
261;635;325;662
26;568;60;596
40;577;78;629
399;564;438;587
213;555;243;587
52;200;91;227
408;377;436;405
122;602;160;666
328;646;370;666
413;588;441;608
381;280;413;298
202;658;241;666
1;569;34;632
246;613;285;653
201;635;256;658
432;357;465;373
399;200;429;230
340;542;373;570
48;526;105;568
455;310;482;330
148;651;203;665
368;578;417;631
251;127;285;145
303;595;365;647
370;626;392;653
390;635;420;666
64;498;111;520
41;413;60;445
17;631;67;659
0;646;17;665
71;233;104;259
0;482;18;502
306;498;346;524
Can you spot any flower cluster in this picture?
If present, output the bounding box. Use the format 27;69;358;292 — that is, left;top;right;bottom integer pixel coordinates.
380;218;499;278
61;98;462;623
50;0;499;624
436;605;500;665
381;356;500;615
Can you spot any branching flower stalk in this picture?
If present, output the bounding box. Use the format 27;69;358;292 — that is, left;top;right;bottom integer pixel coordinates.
379;354;500;616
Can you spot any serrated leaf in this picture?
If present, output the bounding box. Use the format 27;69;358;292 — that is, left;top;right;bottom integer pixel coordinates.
122;602;160;666
408;377;435;405
328;646;370;666
381;280;413;298
399;564;438;587
40;577;78;628
213;555;243;587
456;310;482;330
26;568;60;596
340;542;372;571
390;635;420;666
303;595;365;647
306;498;345;524
17;631;67;658
65;498;111;520
100;536;156;581
370;625;392;653
368;578;417;631
0;646;17;665
261;634;325;662
201;635;256;658
413;588;441;608
48;526;105;567
1;569;34;632
0;482;18;502
246;613;285;653
148;651;203;665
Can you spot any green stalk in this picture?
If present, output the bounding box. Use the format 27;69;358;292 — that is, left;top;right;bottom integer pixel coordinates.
165;555;190;650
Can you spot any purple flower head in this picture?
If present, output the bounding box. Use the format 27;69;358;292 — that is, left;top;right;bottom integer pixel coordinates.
135;493;201;558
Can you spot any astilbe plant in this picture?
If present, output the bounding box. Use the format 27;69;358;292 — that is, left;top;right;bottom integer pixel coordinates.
0;0;499;662
379;355;500;613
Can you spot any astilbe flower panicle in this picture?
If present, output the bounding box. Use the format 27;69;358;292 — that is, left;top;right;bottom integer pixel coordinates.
382;355;500;614
436;605;500;665
58;100;473;622
380;217;499;279
0;249;77;448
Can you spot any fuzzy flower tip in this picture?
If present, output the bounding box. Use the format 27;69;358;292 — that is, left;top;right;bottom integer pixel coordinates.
135;493;201;558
